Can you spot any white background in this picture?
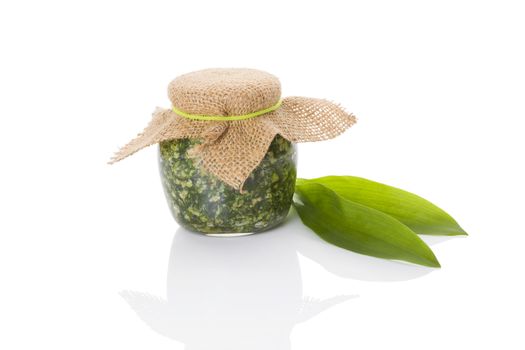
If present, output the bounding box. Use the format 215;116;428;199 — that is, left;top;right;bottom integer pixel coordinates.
1;0;524;349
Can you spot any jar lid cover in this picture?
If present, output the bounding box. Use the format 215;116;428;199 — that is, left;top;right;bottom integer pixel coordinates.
110;68;356;191
168;68;281;117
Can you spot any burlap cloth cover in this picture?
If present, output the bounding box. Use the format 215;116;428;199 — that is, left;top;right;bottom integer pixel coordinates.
109;68;356;190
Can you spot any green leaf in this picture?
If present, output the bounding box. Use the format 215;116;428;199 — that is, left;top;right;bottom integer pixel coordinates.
294;182;441;268
297;176;466;236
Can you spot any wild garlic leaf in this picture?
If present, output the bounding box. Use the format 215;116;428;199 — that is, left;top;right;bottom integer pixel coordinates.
294;182;441;268
297;176;466;236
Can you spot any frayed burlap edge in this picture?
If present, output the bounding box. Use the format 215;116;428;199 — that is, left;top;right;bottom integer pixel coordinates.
109;96;356;191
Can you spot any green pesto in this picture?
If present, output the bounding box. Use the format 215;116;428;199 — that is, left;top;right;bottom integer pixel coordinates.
158;135;297;234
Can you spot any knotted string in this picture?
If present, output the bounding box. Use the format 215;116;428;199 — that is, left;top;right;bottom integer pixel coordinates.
172;99;282;121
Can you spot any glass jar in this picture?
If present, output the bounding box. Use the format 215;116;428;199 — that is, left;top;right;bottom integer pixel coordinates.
158;135;297;235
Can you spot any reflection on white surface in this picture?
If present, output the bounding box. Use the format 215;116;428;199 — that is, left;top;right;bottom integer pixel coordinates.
121;211;435;349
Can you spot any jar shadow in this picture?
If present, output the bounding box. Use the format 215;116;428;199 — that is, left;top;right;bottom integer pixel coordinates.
120;210;442;349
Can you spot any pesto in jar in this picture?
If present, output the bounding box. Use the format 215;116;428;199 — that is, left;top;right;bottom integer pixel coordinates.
158;135;297;234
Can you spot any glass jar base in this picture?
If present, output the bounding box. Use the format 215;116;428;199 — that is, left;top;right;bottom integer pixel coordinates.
204;232;257;237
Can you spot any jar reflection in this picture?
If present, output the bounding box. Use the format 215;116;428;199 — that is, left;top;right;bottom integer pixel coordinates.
121;226;353;350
